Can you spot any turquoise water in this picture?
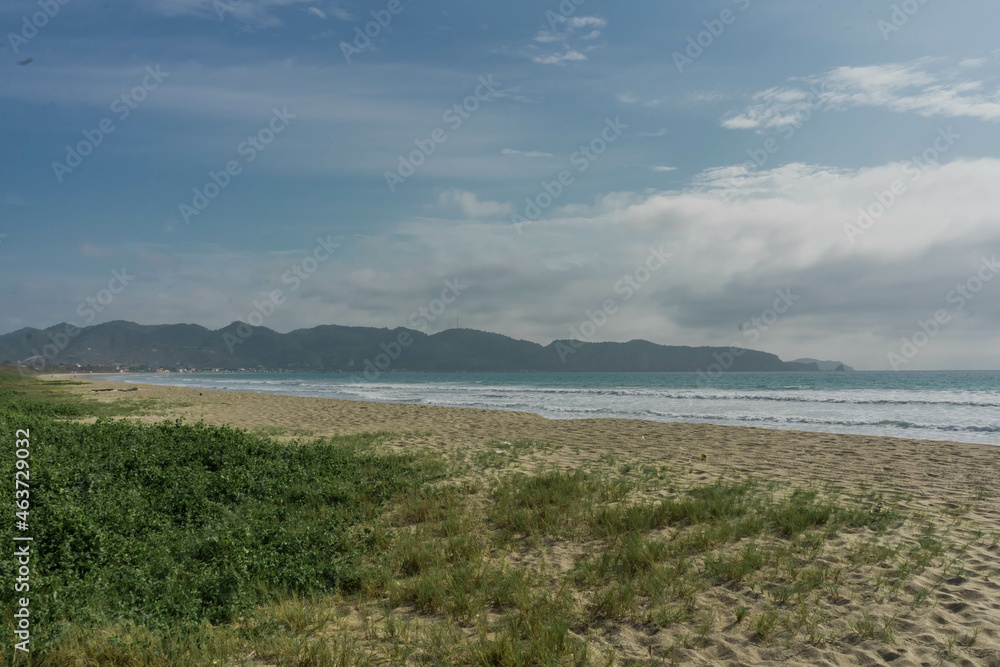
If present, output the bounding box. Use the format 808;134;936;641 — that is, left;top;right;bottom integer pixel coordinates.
98;371;1000;445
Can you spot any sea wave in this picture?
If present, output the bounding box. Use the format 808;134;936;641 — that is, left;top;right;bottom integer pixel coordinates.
93;373;1000;444
330;383;1000;408
633;411;1000;433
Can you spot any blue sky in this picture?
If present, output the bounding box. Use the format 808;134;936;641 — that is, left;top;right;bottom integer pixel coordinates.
2;0;1000;369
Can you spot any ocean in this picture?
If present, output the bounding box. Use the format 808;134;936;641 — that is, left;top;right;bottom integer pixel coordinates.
95;371;1000;446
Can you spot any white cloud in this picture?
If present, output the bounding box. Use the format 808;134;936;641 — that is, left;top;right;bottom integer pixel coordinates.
722;57;1000;130
651;165;676;172
306;6;325;19
960;58;987;68
502;148;553;157
534;31;565;43
400;158;1000;368
616;93;639;104
565;16;607;30
525;15;605;65
14;159;1000;369
687;91;726;104
720;115;761;130
532;50;587;66
330;5;352;20
437;190;513;218
139;0;320;26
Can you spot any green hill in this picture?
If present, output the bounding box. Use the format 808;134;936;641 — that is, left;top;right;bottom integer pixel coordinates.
0;321;824;373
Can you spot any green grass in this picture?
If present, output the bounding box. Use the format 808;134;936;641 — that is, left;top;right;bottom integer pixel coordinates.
704;542;766;584
248;425;318;438
0;369;191;419
753;610;779;642
489;468;631;540
851;610;896;643
471;438;550;469
734;605;750;623
0;370;439;661
0;371;94;419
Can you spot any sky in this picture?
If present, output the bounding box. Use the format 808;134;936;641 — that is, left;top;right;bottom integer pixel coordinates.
2;0;1000;370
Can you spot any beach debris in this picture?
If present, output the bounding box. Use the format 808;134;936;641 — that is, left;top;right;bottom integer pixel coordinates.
91;388;115;392
117;387;138;392
701;453;707;460
870;501;885;514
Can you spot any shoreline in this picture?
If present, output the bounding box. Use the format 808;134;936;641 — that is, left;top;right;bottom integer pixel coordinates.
65;370;1000;447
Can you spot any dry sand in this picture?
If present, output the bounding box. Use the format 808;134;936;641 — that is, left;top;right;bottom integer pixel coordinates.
48;375;1000;665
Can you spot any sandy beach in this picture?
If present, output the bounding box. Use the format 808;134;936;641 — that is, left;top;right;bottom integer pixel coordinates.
63;375;1000;501
49;375;1000;665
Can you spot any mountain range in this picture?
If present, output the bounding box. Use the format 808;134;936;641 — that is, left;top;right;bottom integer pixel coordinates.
0;321;850;374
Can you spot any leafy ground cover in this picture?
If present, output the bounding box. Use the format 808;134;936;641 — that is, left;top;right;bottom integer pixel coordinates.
0;370;439;664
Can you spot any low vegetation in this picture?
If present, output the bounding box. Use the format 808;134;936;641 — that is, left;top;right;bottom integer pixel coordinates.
0;369;992;665
0;371;441;664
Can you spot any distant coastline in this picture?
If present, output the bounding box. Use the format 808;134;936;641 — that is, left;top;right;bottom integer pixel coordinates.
1;320;851;374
